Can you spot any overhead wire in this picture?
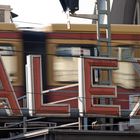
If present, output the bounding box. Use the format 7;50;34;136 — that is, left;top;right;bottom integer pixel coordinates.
13;20;43;25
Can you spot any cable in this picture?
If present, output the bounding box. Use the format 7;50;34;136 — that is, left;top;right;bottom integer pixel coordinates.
0;48;140;64
13;20;43;25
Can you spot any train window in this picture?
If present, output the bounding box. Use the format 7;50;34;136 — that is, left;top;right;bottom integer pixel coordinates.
113;46;136;89
56;46;91;56
0;44;14;56
0;44;17;83
56;47;72;56
118;47;133;61
54;44;95;82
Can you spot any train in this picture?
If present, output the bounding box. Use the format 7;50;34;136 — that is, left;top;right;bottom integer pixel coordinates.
1;23;140;136
1;23;140;86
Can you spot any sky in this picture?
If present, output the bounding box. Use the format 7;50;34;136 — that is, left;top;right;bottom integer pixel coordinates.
0;0;96;27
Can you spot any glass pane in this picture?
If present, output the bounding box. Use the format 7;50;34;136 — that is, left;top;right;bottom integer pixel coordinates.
0;44;14;56
0;44;17;84
56;45;91;56
118;47;133;60
54;44;93;82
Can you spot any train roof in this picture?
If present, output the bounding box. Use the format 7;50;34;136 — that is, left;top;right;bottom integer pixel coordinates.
1;23;140;35
0;23;18;31
44;24;140;34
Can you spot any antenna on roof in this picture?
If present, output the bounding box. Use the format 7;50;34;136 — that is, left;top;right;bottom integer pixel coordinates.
59;0;79;14
59;0;79;29
59;0;98;29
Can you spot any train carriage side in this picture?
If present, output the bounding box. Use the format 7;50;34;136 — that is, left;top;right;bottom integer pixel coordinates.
45;24;98;86
44;24;99;110
22;30;47;89
0;23;24;105
44;24;140;119
1;23;140;119
45;24;140;88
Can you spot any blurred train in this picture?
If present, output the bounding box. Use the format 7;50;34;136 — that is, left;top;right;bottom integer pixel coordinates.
1;23;140;138
0;23;140;87
1;23;140;117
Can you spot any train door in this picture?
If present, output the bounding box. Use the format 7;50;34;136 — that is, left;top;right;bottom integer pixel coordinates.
22;31;46;89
